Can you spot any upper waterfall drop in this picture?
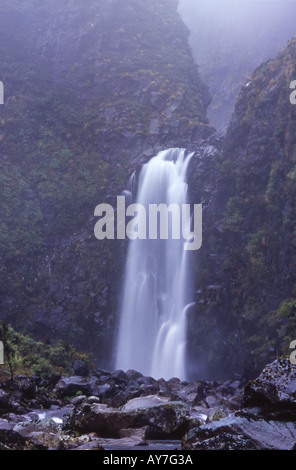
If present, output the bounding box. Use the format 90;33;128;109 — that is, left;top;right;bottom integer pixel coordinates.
115;148;195;381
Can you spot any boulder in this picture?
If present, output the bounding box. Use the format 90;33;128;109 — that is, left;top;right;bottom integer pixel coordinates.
0;389;11;411
0;418;12;431
25;431;64;450
166;381;206;406
89;382;112;399
120;395;169;412
244;357;296;412
73;360;90;377
207;407;228;423
13;417;64;450
205;395;218;408
111;370;129;384
54;376;92;398
120;395;189;438
13;417;62;438
0;417;28;449
14;376;37;400
0;428;27;450
68;394;189;438
69;402;135;437
182;416;296;451
126;370;143;381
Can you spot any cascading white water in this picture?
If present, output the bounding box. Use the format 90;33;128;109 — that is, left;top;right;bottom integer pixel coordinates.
115;148;194;381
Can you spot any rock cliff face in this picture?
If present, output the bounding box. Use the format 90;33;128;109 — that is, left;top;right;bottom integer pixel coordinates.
187;37;296;380
0;0;212;366
1;0;296;383
179;0;296;130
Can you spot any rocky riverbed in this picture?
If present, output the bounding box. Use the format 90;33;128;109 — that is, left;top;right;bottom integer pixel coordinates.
0;357;296;450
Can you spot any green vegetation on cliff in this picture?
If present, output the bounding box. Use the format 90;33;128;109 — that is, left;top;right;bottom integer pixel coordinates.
0;0;210;362
188;37;296;380
3;0;295;383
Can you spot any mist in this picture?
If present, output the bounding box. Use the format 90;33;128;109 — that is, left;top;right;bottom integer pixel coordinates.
178;0;296;129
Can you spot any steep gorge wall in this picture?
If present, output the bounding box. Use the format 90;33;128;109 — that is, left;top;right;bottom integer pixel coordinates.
179;0;296;130
187;37;296;381
0;0;213;367
1;0;295;382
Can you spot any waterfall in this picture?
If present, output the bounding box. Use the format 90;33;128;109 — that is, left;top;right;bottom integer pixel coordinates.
115;148;194;381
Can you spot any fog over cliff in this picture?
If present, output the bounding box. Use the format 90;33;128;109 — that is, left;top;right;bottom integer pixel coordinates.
178;0;296;129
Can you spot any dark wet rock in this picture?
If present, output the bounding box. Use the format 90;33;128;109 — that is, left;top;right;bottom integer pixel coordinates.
0;418;12;431
8;401;28;415
83;396;101;405
244;357;296;414
167;377;182;387
70;395;88;406
68;402;135;436
126;370;143;381
157;378;171;394
196;382;206;401
87;372;167;409
182;418;256;450
30;405;74;425
92;369;112;379
226;394;244;411
0;389;11;411
68;394;189;439
13;417;62;437
25;431;64;450
73;360;90;377
13;416;64;450
2;413;30;425
227;380;241;392
207;407;228;423
14;376;37;400
188;406;209;425
0;428;27;450
105;390;131;409
136;375;159;389
54;376;92;398
42;374;62;388
89;381;111;398
0;376;55;413
205;395;218;408
120;395;170;412
1;358;296;450
166;381;206;406
111;370;129;384
182;416;296;450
